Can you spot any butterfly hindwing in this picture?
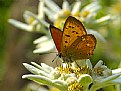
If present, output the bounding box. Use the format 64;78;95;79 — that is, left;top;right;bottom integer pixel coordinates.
50;25;63;52
67;34;96;60
61;16;87;55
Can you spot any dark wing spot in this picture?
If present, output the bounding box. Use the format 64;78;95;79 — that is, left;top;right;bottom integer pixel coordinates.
64;46;67;48
77;36;80;38
76;32;78;34
72;26;74;28
80;53;81;54
72;31;75;33
65;34;70;37
65;41;68;43
66;28;68;29
69;26;71;28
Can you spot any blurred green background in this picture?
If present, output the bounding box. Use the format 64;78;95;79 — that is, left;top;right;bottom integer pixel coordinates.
0;0;121;91
0;0;13;76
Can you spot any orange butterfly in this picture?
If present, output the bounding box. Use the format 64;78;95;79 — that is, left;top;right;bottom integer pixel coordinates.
50;16;96;63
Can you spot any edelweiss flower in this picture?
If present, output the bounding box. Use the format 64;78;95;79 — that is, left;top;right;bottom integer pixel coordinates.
22;59;121;91
44;0;111;29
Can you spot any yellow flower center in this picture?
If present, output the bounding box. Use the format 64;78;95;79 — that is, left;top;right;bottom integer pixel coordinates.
94;67;104;76
57;65;91;78
68;81;83;91
74;66;91;78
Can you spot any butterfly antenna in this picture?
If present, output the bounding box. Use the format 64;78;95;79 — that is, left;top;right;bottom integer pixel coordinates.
51;54;60;66
52;54;59;62
39;52;58;55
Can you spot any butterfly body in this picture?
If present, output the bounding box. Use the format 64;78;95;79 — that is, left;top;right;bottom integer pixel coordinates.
50;16;96;63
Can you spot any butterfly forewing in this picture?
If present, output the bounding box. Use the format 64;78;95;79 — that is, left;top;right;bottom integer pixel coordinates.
68;34;96;60
61;16;87;55
50;25;63;52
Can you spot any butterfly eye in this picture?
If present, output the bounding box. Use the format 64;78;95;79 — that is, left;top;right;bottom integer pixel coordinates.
58;53;62;58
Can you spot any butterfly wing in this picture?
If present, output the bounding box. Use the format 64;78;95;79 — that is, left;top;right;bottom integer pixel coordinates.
67;34;96;60
50;25;63;52
61;16;87;55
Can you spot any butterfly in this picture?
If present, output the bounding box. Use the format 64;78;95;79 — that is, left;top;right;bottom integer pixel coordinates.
50;16;96;63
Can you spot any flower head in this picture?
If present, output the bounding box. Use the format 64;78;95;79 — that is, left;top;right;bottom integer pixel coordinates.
22;60;121;91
